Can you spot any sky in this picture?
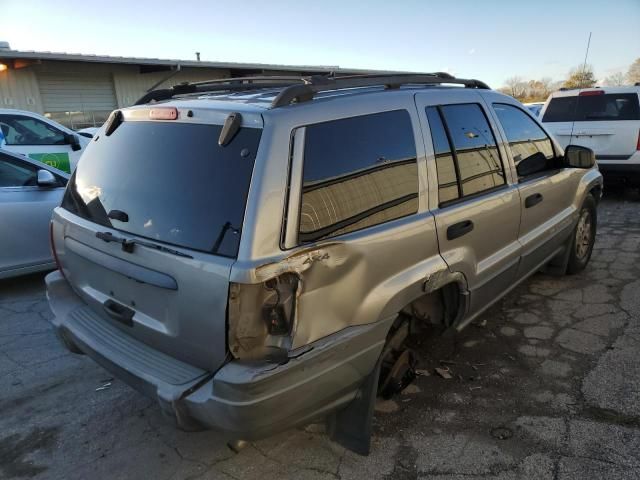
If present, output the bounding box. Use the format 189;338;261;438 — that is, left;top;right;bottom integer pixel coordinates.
2;0;639;88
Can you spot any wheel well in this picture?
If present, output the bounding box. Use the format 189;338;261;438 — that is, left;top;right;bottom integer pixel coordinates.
400;282;462;328
589;185;603;204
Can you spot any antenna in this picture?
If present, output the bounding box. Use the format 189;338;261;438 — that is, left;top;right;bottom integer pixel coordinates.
569;32;593;142
580;32;592;88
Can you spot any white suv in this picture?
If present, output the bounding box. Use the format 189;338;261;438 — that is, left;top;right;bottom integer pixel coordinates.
540;86;640;185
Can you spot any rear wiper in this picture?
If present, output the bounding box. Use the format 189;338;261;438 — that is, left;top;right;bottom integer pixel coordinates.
96;231;193;259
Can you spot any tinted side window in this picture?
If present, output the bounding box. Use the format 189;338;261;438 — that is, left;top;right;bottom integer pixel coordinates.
426;107;459;203
0;115;67;146
0;153;38;187
542;93;640;122
299;110;418;243
541;97;576;122
439;104;505;197
493;103;555;178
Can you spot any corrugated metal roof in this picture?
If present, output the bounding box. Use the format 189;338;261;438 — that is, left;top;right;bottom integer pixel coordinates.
0;49;395;74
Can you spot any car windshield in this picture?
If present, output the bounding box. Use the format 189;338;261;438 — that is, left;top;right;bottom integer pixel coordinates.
542;93;640;122
62;120;261;258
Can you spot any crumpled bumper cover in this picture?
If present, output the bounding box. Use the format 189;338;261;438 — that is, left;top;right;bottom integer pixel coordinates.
45;270;389;439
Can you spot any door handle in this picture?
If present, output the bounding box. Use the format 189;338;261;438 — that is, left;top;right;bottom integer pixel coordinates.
447;220;474;240
103;299;135;327
525;193;544;208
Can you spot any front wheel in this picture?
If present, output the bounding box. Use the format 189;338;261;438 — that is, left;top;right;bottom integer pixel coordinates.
566;194;597;274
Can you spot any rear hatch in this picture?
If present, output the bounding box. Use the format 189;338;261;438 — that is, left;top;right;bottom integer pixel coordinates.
53;108;262;371
541;90;640;159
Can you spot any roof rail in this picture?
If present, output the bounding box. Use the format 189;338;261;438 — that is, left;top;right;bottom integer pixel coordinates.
270;73;490;108
133;73;490;107
134;76;308;105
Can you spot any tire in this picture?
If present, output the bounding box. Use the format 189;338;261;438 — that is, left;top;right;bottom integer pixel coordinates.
566;194;597;275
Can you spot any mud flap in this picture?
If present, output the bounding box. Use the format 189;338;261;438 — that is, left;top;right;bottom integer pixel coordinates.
542;234;573;276
326;354;382;456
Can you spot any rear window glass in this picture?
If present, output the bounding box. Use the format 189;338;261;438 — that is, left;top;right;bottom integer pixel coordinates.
62;121;261;257
542;93;640;122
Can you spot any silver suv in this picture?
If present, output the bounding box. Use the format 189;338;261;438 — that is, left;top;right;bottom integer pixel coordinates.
46;73;603;454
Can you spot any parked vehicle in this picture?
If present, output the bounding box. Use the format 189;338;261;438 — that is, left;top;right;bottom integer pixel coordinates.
0;149;68;279
76;127;100;139
46;73;602;454
523;102;544;117
540;86;640;185
0;109;89;173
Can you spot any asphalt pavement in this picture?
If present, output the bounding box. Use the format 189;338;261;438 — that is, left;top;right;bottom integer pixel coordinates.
1;188;639;480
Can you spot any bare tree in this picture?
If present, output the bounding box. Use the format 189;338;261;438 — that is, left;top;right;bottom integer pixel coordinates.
504;76;527;100
627;58;640;84
603;72;627;86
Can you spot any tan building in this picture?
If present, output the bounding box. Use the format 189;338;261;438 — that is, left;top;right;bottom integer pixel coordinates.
0;42;373;129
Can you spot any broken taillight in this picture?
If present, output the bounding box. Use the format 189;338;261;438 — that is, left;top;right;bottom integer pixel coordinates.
262;275;297;336
227;273;299;360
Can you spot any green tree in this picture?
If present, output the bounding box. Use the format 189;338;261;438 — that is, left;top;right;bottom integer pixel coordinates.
627;58;640;84
563;65;597;89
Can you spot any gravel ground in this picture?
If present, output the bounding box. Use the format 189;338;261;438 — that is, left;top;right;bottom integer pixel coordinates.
1;188;640;480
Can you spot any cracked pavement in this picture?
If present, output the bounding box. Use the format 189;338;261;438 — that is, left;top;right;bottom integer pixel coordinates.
1;188;640;479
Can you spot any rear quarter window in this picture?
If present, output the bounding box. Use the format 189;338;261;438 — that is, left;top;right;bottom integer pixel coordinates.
299;110;418;243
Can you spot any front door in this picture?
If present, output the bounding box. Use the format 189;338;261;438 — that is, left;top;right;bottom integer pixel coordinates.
415;92;522;321
0;152;65;274
489;102;581;277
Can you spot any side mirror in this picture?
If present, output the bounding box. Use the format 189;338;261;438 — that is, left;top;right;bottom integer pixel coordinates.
564;145;595;169
516;151;548;177
37;169;57;187
65;133;82;151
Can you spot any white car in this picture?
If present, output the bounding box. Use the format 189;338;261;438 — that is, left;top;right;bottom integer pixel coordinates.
523;102;544;117
76;127;100;138
0;109;91;173
541;86;640;186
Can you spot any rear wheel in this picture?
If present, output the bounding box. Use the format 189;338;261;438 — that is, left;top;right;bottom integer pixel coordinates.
566;194;597;274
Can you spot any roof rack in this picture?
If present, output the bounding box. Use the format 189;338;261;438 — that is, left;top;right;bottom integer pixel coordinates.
270;73;490;107
134;76;308;105
133;73;490;107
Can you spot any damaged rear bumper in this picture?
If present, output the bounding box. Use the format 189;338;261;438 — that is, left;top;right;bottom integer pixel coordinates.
45;270;388;439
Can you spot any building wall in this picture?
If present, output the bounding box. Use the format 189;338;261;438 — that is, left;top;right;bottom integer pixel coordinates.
0;60;282;128
112;66;231;107
0;66;43;112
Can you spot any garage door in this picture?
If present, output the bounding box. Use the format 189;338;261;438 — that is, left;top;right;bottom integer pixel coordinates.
38;72;117;129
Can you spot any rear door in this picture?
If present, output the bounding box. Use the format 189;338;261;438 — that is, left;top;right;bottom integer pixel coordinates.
0;152;65;274
415;92;521;318
53;110;262;371
491;102;581;276
542;90;640;160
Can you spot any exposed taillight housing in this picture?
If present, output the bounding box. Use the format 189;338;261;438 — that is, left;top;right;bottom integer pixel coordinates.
637;129;640;151
227;273;299;360
49;221;67;281
262;274;298;336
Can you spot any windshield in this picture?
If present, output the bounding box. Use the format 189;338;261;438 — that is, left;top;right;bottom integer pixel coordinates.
62;120;261;258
